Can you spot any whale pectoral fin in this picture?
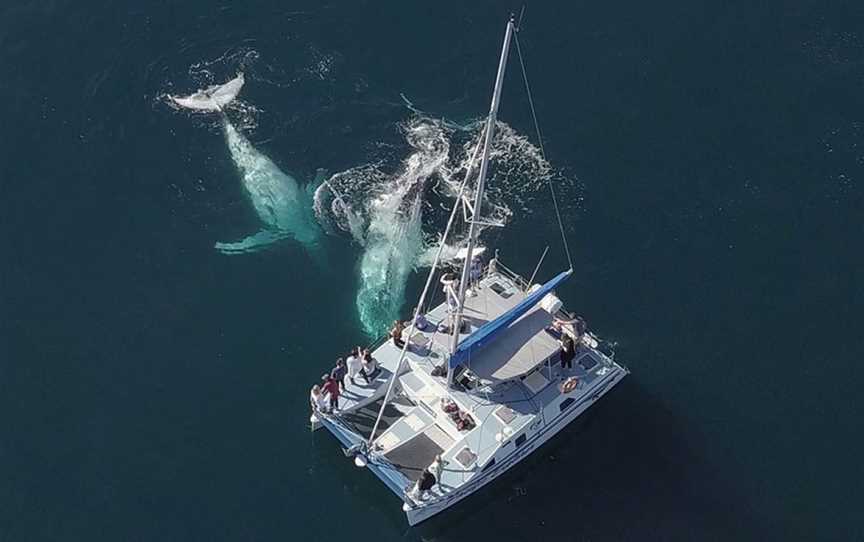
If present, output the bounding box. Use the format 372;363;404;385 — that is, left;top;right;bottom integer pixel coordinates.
214;229;288;255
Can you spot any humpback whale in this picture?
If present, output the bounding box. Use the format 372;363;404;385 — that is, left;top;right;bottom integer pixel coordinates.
317;119;449;336
170;74;323;255
216;120;323;254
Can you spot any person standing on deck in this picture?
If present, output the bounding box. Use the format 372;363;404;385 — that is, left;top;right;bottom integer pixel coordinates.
440;273;459;331
322;376;340;411
469;254;483;292
331;358;347;391
310;384;328;414
429;454;448;483
346;347;363;385
410;454;448;500
560;333;576;370
441;273;458;314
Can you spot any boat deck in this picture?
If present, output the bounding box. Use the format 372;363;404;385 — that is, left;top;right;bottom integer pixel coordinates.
316;266;627;505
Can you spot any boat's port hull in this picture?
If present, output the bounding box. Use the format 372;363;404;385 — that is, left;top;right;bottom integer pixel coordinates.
404;366;627;525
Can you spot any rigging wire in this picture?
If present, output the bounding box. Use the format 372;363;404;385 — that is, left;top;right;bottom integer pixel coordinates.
513;30;574;271
364;128;486;447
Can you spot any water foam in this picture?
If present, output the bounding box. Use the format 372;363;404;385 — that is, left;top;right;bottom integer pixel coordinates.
318;115;555;337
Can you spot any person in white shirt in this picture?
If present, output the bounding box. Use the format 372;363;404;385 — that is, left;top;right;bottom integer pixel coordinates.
346;346;363;385
411;454;448;500
429;454;448;482
310;384;328;413
442;274;458;313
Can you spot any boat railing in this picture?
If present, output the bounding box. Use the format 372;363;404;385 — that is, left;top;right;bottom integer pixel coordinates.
365;333;390;352
318;408;366;442
488;259;529;290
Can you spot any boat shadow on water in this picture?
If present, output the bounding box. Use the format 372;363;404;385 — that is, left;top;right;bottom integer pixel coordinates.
397;380;775;541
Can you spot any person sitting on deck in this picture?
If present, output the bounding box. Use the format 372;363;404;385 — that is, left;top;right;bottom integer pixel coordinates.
390;320;406;349
331;358;347;391
413;312;428;331
309;384;328;414
322;375;341;412
361;349;378;381
346;347;363;386
440;398;458;414
453;410;475;431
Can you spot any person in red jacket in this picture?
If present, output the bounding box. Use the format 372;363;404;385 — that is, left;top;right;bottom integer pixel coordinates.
322;375;340;412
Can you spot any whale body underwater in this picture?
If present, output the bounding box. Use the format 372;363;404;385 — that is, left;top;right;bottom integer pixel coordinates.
170;73;322;255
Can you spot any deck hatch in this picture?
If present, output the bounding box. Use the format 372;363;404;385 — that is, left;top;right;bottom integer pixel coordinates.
489;282;513;298
494;405;517;424
454;447;478;468
579;354;598;370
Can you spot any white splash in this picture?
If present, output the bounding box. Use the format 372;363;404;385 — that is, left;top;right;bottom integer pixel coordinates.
316;114;557;337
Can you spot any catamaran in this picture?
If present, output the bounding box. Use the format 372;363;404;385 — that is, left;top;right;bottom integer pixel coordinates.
310;16;629;526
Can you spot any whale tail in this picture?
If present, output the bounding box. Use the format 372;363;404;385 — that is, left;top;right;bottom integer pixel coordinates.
170;73;245;111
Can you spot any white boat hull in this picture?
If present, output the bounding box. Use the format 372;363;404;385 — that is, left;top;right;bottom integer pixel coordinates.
404;368;627;525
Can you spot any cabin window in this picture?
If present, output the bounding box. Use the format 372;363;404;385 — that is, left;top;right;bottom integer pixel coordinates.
515;434;527;447
559;398;575;412
482;458;496;472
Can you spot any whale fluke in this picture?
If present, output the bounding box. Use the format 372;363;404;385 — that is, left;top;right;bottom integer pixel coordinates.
170;73;245;111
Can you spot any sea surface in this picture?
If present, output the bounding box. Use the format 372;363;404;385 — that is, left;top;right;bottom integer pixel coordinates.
2;1;862;540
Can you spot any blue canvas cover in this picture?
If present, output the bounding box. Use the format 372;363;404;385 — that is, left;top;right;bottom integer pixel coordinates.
449;269;572;368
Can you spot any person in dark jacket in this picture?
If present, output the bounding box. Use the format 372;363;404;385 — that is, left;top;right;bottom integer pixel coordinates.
331;358;347;391
560;334;576;370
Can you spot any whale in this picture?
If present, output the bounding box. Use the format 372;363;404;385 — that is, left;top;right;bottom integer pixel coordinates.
355;120;450;336
170;74;323;255
215;121;323;254
355;184;425;337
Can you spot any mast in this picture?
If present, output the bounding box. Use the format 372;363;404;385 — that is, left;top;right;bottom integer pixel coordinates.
364;131;486;447
448;17;516;386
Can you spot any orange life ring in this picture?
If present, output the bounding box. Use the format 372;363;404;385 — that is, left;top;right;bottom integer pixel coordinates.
561;377;579;394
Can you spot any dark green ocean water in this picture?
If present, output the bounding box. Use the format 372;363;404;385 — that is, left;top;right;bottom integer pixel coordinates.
2;1;862;540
